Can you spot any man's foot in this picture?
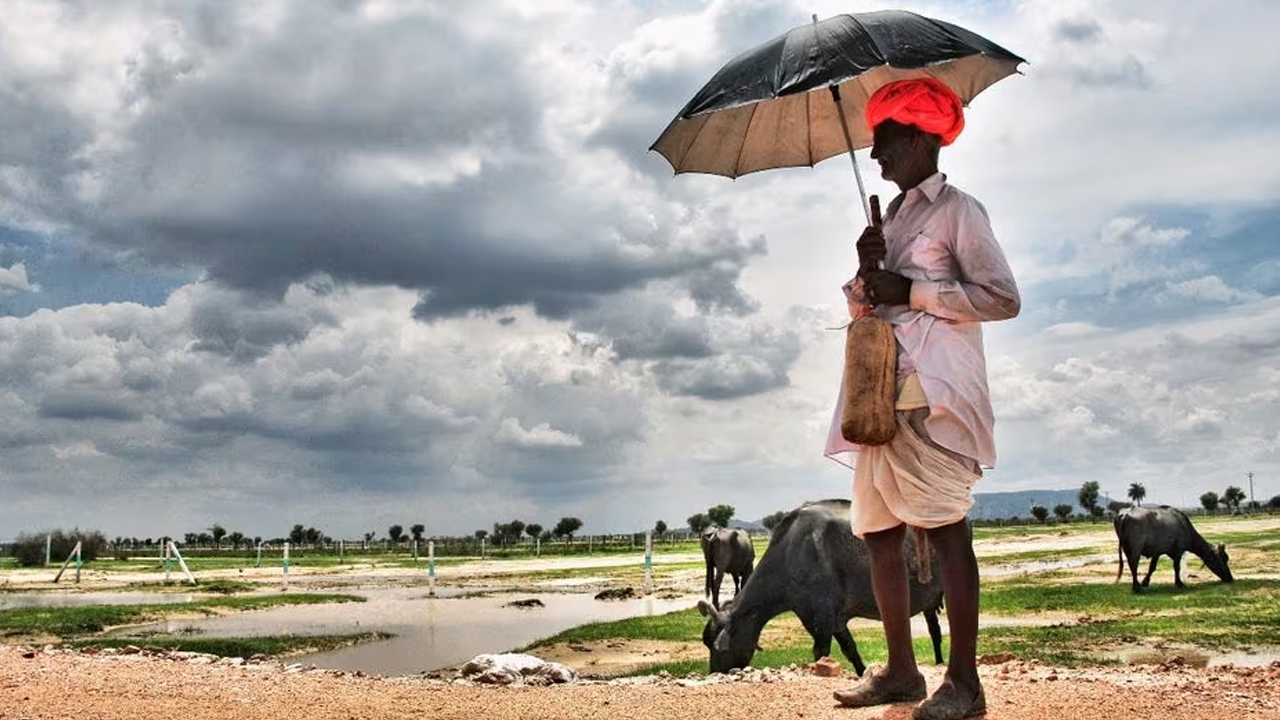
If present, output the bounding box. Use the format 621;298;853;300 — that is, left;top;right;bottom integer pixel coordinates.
832;667;927;708
912;683;986;720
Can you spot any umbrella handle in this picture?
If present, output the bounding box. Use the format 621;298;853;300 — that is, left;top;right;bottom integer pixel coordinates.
829;85;872;225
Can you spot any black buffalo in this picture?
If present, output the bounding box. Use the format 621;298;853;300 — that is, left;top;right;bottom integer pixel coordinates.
1114;505;1233;592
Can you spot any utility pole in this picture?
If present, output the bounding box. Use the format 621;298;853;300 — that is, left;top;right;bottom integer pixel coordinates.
1248;471;1255;513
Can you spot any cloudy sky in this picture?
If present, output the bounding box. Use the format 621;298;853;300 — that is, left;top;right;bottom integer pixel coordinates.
3;0;1278;542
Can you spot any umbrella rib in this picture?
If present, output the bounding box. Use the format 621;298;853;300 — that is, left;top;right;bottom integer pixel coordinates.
734;102;762;177
806;87;814;167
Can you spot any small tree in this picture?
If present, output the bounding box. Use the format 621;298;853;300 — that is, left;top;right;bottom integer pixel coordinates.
653;520;668;536
525;524;543;541
1077;481;1100;518
506;520;526;544
1200;491;1220;514
1107;499;1128;515
706;504;736;528
1030;505;1049;524
388;525;405;545
761;511;788;533
1222;485;1247;512
1052;504;1074;522
1127;482;1146;506
474;529;488;540
1267;495;1280;510
288;525;306;545
227;531;245;551
687;512;712;535
552;517;583;540
208;524;228;550
410;524;425;542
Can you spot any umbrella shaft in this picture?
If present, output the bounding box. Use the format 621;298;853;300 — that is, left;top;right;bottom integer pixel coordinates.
830;85;872;226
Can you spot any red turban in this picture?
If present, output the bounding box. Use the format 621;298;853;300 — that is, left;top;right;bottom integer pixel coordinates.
865;78;965;146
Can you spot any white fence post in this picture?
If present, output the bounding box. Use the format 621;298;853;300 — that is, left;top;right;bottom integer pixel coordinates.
167;541;197;585
643;531;653;595
428;540;436;597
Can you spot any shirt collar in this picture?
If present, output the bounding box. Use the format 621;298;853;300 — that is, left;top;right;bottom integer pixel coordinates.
912;172;947;203
885;172;947;222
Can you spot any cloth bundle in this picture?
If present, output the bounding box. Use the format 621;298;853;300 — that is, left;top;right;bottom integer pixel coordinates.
840;313;897;446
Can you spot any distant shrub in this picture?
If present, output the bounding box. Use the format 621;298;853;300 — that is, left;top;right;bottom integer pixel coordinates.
12;528;108;567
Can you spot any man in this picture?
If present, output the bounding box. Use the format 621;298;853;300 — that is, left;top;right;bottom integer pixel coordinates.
824;77;1020;720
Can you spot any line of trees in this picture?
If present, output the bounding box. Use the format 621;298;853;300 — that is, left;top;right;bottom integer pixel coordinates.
471;517;582;546
1200;485;1252;513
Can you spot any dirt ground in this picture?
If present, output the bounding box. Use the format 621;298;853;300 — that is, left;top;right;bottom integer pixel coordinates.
3;645;1279;720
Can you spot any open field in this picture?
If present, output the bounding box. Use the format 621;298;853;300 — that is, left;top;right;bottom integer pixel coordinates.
2;513;1278;719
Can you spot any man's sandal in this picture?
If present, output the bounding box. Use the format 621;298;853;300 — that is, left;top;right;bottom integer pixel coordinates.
912;684;986;720
832;668;927;708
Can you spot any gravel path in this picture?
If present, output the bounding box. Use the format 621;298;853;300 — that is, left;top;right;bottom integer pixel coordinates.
4;645;1279;720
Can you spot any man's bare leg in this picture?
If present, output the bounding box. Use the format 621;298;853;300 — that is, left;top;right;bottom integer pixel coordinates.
914;519;984;719
833;523;925;706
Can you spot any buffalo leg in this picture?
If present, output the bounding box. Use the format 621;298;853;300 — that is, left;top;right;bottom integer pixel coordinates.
833;626;867;677
1172;552;1185;588
1127;547;1143;593
1142;555;1158;587
924;608;944;665
711;567;726;609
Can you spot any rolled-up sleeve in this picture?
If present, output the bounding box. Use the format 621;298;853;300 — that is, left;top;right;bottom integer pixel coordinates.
908;197;1020;323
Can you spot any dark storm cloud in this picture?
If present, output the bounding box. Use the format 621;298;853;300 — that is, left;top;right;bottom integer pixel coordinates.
650;323;802;400
573;299;716;360
187;288;332;361
38;391;142;421
1053;19;1103;44
0;2;765;328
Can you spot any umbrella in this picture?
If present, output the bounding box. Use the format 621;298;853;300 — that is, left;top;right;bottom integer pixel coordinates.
649;10;1025;223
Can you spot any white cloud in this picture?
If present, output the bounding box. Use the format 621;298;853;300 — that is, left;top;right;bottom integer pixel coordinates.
51;441;108;460
1161;276;1262;304
0;262;37;293
494;417;584;449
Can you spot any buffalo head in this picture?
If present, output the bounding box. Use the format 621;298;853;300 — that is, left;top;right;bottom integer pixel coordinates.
1207;543;1234;583
696;598;757;673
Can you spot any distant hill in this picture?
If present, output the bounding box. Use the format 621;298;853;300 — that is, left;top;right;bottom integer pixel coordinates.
970;489;1083;520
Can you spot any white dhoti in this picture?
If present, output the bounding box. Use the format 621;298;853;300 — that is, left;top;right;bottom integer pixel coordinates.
849;375;983;538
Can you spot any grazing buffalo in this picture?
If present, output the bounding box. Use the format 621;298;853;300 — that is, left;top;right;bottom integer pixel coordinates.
1114;505;1233;592
701;527;754;609
698;499;944;676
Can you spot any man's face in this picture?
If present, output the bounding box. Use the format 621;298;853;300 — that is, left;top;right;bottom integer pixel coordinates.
870;120;926;184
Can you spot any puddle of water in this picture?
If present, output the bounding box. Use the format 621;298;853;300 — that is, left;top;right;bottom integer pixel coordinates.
112;587;700;676
0;592;199;610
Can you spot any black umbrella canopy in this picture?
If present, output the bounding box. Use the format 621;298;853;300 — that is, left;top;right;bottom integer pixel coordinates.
651;10;1026;178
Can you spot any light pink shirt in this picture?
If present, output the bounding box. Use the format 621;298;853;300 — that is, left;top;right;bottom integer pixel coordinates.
825;172;1020;470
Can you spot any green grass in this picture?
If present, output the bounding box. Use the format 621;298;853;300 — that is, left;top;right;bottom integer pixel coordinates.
64;632;394;658
983;576;1276;615
528;607;707;646
0;593;364;639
